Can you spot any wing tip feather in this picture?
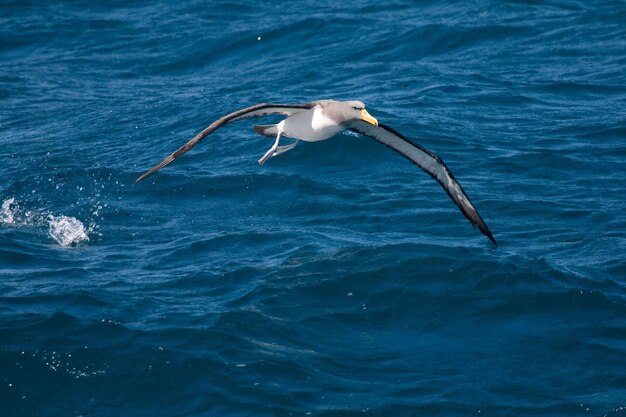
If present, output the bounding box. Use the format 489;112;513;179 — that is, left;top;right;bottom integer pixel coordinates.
135;155;175;183
136;102;315;184
481;224;497;246
352;120;498;246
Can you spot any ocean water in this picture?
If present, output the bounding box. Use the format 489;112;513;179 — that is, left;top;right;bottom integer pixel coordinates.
1;0;625;415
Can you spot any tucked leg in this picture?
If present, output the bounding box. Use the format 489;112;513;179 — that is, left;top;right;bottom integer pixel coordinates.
258;132;282;165
272;140;299;158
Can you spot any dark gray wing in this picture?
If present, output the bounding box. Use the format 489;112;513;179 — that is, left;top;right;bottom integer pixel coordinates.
135;102;315;183
350;120;496;245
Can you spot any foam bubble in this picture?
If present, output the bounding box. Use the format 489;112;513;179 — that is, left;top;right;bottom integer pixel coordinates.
1;198;93;246
47;215;90;247
0;198;15;224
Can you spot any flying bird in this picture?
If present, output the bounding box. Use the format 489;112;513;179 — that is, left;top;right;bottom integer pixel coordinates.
136;100;496;245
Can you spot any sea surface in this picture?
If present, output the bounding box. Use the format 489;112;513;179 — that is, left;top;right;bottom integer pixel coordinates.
1;1;625;416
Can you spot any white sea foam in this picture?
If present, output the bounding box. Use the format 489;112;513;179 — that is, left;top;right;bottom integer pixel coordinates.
1;197;91;246
47;215;90;247
0;198;15;224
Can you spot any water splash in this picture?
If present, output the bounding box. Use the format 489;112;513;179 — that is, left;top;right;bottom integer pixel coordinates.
0;198;15;224
47;215;90;247
1;198;91;246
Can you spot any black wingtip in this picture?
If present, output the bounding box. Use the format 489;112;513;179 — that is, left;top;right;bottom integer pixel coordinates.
135;165;158;184
482;227;497;247
134;154;176;184
134;172;149;184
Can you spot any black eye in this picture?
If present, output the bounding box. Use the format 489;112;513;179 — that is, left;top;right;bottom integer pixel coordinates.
352;106;362;110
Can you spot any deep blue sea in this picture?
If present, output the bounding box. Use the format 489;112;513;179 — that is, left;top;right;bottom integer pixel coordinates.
1;1;626;416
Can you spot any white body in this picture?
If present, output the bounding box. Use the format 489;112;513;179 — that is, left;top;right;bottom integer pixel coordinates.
280;106;344;142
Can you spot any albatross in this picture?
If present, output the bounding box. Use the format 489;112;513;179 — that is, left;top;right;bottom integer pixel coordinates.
136;100;496;245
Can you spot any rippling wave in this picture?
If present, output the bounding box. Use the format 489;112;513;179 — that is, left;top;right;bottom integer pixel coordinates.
1;0;625;416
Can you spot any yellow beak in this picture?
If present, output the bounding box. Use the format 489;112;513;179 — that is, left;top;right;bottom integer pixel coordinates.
360;109;378;126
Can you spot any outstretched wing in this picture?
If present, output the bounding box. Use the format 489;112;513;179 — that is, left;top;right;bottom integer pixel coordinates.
350;120;496;245
135;102;315;183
